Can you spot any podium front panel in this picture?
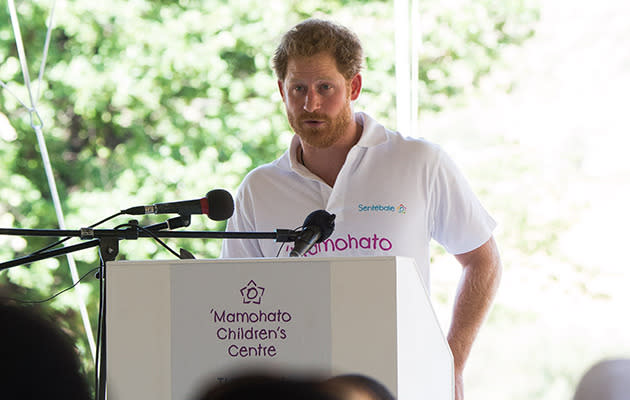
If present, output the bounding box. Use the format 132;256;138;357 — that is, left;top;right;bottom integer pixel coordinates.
106;256;453;400
170;261;334;399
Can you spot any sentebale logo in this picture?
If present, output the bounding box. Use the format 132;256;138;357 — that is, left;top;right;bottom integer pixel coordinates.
240;280;265;305
358;204;395;212
358;203;407;214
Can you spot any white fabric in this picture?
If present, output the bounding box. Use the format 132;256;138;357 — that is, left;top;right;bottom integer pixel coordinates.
221;112;496;285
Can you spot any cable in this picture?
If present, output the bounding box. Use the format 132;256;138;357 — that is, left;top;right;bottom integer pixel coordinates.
275;243;286;257
35;0;57;104
109;220;185;260
5;0;96;361
0;267;99;304
139;228;183;259
0;80;31;109
8;0;37;109
95;251;105;400
276;224;303;257
28;212;124;256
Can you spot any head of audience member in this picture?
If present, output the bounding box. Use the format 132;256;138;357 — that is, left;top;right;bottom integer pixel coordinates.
197;373;341;400
0;300;91;400
573;359;630;400
323;374;396;400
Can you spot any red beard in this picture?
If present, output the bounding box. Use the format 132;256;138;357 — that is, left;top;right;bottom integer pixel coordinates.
286;102;352;149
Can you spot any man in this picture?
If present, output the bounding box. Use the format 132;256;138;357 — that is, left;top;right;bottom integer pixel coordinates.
221;19;502;400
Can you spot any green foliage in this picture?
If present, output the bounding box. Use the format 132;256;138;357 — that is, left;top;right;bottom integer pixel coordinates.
1;0;539;393
418;0;540;112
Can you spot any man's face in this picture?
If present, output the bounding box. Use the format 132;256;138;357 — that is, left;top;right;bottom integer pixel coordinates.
279;52;359;148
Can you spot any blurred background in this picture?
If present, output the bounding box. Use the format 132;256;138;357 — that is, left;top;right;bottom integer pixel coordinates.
1;0;629;399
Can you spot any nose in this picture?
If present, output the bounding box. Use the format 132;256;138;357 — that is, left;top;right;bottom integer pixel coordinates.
303;90;321;112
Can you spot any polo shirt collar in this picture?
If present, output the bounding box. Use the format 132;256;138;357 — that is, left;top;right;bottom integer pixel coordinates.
354;111;389;148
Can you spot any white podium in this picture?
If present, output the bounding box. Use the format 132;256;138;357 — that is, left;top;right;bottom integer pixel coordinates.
106;256;453;400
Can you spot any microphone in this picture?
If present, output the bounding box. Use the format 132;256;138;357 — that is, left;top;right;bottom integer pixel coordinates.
290;210;336;257
143;215;191;232
122;189;234;221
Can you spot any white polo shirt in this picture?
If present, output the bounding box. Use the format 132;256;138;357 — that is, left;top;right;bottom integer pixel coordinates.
221;112;496;285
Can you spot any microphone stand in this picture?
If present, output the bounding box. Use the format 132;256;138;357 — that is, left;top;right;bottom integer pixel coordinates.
0;226;298;271
0;221;299;400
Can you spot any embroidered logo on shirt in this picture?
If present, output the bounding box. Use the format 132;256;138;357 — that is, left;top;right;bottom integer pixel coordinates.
357;203;407;214
358;203;395;212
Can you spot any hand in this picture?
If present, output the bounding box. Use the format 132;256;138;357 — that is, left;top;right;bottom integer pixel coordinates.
454;372;464;400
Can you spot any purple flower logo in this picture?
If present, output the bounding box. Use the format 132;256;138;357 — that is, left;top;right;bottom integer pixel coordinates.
240;280;265;304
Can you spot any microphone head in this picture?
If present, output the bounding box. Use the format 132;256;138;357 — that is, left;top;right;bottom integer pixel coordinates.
206;189;235;221
303;210;336;243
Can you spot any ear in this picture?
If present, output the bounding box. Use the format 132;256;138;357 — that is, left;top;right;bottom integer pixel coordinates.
349;73;362;101
278;80;286;101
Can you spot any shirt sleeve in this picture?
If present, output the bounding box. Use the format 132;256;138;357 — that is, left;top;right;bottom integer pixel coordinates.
429;148;497;255
219;180;264;258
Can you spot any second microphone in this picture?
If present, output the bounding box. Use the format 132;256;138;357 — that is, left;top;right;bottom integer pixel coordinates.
122;189;234;221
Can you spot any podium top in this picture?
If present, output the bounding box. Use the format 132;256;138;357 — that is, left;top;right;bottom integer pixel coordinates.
110;255;416;265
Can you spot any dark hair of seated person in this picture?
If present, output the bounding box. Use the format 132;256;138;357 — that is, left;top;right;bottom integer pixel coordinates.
197;373;341;400
0;300;91;400
324;373;396;400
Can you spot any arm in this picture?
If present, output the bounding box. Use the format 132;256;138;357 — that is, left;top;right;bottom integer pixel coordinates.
448;236;502;399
